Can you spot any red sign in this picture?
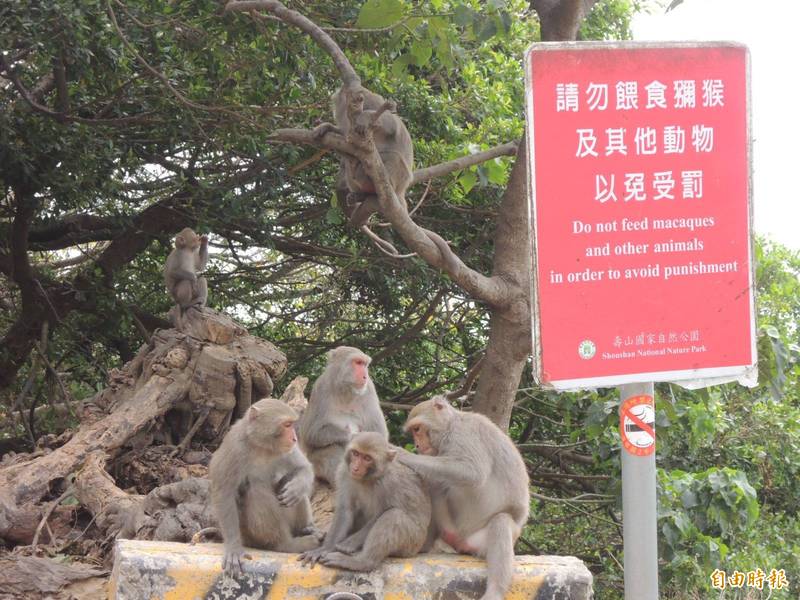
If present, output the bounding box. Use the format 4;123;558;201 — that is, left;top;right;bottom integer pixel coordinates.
620;395;655;456
525;43;756;390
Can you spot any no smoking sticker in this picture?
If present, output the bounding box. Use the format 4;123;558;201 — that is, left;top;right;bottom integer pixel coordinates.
620;394;655;456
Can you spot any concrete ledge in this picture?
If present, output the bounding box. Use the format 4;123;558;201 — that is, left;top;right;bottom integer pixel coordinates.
109;539;593;599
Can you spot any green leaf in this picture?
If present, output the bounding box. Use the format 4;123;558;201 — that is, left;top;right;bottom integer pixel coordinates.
410;40;433;67
453;5;475;27
356;0;406;28
458;170;478;194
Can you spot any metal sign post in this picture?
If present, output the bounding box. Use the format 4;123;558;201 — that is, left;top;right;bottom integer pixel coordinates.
523;42;754;600
619;382;658;600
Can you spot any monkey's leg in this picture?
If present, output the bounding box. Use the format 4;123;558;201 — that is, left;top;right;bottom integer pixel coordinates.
335;516;378;554
192;276;208;308
174;279;194;308
321;508;413;571
477;512;516;600
348;195;380;228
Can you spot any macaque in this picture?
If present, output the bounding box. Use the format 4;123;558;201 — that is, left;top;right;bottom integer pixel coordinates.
398;396;530;600
164;227;208;314
299;432;431;571
209;398;320;577
314;85;413;227
298;346;388;485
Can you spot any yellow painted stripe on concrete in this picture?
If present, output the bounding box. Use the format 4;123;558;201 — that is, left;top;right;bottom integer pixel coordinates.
111;539;592;600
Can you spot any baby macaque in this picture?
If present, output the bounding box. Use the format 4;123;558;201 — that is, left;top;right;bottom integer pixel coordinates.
299;432;431;571
399;396;530;600
210;398;320;577
298;346;388;485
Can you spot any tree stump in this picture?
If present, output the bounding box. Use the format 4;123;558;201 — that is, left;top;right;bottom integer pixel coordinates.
0;308;286;547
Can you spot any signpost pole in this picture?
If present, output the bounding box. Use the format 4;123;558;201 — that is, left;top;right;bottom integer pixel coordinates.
619;381;658;600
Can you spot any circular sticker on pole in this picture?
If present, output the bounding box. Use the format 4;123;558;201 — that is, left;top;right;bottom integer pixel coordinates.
619;394;655;456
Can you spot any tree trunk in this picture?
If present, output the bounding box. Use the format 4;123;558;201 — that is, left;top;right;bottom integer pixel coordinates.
473;138;533;429
0;308;286;546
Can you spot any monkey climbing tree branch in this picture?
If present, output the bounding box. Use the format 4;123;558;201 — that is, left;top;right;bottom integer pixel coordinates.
225;0;517;309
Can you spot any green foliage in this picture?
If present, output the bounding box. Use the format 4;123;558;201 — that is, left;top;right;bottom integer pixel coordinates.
2;2;800;599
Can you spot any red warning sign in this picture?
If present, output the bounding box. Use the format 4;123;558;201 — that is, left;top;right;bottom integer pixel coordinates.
620;394;655;456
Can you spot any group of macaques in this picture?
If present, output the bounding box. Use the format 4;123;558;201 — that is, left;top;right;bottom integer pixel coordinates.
166;86;526;599
209;346;530;600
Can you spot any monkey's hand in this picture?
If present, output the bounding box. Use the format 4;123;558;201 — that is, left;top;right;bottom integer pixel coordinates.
200;235;208;247
222;545;246;578
311;122;342;139
277;476;307;507
298;546;327;567
299;525;325;543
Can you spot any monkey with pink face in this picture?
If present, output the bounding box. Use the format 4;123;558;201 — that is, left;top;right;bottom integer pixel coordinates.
298;346;388;486
398;395;530;600
210;398;320;577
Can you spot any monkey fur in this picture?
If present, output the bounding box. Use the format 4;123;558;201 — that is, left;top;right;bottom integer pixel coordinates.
210;398;320;577
299;432;431;571
399;395;530;600
297;346;388;486
164;227;208;317
314;85;413;227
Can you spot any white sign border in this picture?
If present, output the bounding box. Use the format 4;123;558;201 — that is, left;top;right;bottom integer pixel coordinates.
523;41;758;392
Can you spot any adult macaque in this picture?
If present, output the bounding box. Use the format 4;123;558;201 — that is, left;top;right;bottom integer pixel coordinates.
399;396;530;600
164;227;208;314
210;398;320;577
314;85;413;227
299;432;431;571
298;346;388;485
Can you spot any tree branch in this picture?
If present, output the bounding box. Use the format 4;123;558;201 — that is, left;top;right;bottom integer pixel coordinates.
411;142;518;185
224;0;360;87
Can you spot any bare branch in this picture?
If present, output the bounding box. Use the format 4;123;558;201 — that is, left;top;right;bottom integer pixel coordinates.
411;142;519;185
359;225;415;259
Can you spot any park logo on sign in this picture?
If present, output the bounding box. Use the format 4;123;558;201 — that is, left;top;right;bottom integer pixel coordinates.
619;394;655;456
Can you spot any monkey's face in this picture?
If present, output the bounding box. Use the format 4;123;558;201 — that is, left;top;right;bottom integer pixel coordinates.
349;355;370;392
276;419;298;453
175;228;200;250
408;422;437;456
349;90;365;113
348;448;374;480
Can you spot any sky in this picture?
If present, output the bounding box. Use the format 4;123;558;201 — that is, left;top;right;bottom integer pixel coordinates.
632;0;800;251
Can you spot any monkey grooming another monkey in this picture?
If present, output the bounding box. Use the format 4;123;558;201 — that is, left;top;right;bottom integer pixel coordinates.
398;396;530;600
298;346;388;486
210;398;320;577
313;84;413;227
299;432;431;571
164;227;208;323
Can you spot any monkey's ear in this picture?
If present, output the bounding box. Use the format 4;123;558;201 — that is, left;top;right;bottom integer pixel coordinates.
433;397;448;411
248;405;261;420
386;448;397;462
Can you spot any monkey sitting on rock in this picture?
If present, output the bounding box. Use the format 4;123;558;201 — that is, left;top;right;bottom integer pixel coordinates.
399;395;530;600
209;398;320;577
164;227;208;326
298;346;388;486
299;432;431;571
